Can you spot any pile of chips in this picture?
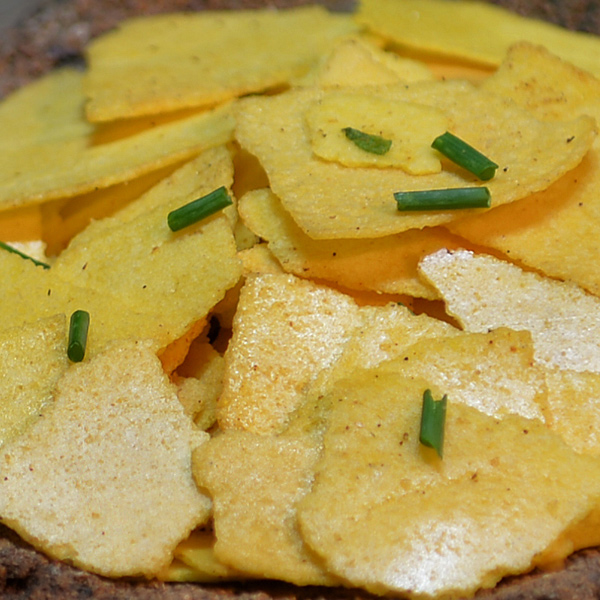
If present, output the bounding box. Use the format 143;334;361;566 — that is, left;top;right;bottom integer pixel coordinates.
1;0;600;598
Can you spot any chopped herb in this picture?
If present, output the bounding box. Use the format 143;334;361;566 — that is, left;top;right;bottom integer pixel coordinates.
394;187;491;211
342;127;392;155
419;389;447;458
0;241;50;269
432;131;498;180
167;186;233;232
68;310;90;363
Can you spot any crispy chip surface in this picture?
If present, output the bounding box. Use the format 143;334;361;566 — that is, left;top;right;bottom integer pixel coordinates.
297;371;600;598
239;187;464;298
419;249;600;373
193;430;338;585
84;7;357;122
0;68;234;210
306;92;447;173
450;44;600;297
0;315;68;448
356;0;600;76
0;340;210;577
235;81;594;239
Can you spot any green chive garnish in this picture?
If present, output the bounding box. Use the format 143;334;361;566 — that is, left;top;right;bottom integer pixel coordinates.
0;241;50;269
394;187;491;211
68;310;90;363
342;127;392;155
420;389;447;458
167;186;233;232
432;132;498;181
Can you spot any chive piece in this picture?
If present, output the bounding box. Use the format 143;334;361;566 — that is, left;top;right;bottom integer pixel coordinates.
68;310;90;363
167;186;233;232
419;389;447;458
342;127;392;155
432;132;498;181
0;241;50;269
394;187;491;211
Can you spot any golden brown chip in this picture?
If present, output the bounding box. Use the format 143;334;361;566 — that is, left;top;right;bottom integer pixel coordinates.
383;327;546;421
217;273;363;434
449;44;600;297
298;35;435;88
544;368;600;456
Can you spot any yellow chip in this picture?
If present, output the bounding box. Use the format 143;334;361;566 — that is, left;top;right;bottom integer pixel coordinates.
544;368;600;456
297;371;600;598
449;44;600;297
83;7;358;122
193;430;338;585
0;152;242;359
383;327;546;421
419;249;600;373
239;187;465;298
356;0;600;77
0;340;210;578
0;68;234;210
51;151;242;358
306;91;447;173
298;35;435;87
235;81;594;239
0;314;68;448
217;273;363;434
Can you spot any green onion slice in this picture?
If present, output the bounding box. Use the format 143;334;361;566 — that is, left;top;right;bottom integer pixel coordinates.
68;310;90;363
432;131;498;181
0;241;50;269
342;127;392;155
394;187;491;211
419;389;447;458
167;186;233;232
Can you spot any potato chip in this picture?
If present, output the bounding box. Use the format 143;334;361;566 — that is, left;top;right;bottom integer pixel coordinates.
382;327;546;421
83;7;358;122
0;151;242;359
217;273;363;434
175;340;225;430
306;91;447;173
297;371;600;598
234;81;594;239
239;187;467;298
50;151;242;360
449;44;600;296
544;368;600;456
356;0;600;77
0;68;234;210
419;249;600;373
193;430;338;586
0;314;68;448
40;162;182;256
0;340;210;578
298;35;435;87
